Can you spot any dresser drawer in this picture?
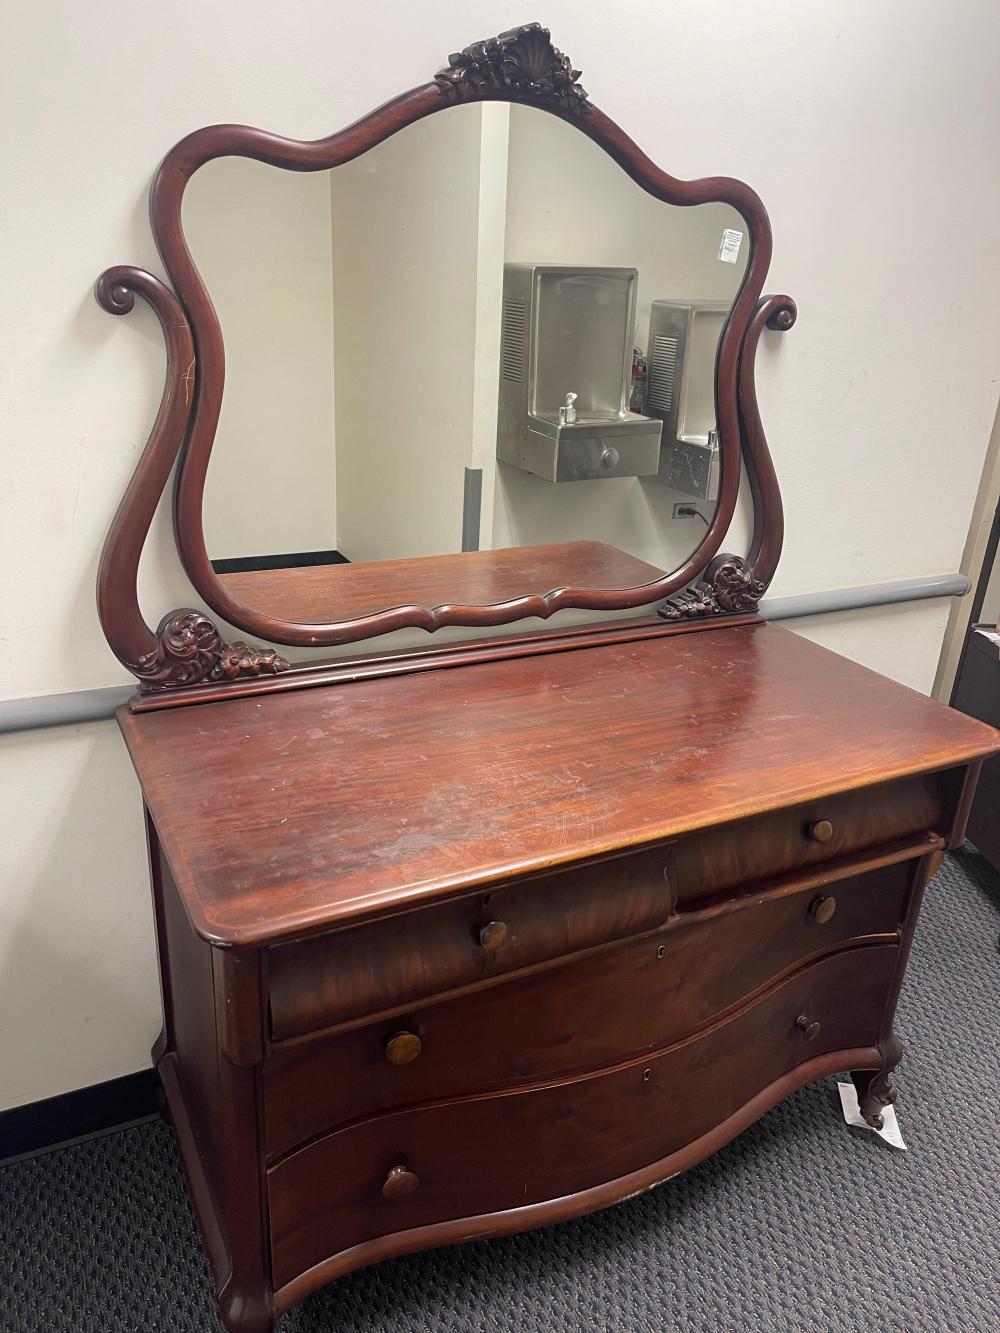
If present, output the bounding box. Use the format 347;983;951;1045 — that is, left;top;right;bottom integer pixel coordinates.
268;774;942;1045
263;847;924;1159
268;843;675;1041
268;944;896;1291
666;773;943;906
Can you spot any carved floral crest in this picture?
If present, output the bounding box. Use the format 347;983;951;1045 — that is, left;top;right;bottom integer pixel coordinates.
436;23;590;114
135;610;289;689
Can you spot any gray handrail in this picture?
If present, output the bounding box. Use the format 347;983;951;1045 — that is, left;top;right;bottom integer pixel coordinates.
758;573;969;621
0;573;969;735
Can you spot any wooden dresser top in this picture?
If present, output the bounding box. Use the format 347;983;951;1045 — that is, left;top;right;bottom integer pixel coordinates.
119;622;1000;946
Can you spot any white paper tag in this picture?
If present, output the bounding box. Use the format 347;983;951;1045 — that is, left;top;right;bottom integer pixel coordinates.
718;228;744;264
837;1080;907;1150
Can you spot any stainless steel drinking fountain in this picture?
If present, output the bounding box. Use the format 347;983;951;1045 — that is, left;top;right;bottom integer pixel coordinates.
645;299;730;500
496;265;662;483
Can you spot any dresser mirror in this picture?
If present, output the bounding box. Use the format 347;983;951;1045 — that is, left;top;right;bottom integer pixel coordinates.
185;101;747;618
96;20;795;693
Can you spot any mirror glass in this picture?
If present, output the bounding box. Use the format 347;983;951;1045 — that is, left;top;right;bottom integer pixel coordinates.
184;102;748;625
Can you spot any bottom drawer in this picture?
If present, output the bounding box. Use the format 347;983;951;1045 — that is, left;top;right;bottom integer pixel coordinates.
268;944;896;1291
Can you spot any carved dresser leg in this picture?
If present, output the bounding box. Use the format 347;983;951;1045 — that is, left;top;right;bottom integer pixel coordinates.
851;1033;904;1129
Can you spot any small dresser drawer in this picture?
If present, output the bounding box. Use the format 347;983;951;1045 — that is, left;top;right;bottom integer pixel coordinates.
268;843;675;1041
667;773;943;906
263;848;923;1158
268;944;897;1291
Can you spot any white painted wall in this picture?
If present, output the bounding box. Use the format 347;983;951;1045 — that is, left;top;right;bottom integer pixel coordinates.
3;0;1000;1110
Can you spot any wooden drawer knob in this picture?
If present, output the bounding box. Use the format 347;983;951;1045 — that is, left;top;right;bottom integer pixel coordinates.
809;894;837;925
479;919;509;953
382;1165;419;1200
384;1030;422;1065
795;1013;821;1040
806;818;834;844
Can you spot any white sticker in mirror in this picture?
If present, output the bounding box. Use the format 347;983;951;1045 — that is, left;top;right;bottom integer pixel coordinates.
718;227;744;264
836;1080;908;1150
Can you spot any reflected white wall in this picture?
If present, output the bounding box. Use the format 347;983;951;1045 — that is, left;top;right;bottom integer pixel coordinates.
186;159;338;561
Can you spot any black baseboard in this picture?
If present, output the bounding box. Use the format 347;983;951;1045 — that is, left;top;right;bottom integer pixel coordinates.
211;548;350;575
0;1069;161;1164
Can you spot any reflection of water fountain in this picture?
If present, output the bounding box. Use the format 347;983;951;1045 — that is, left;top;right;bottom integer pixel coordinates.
645;300;730;502
496;264;663;483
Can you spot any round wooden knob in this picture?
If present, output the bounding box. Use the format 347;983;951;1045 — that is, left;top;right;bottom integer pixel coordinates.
810;894;837;925
382;1165;419;1200
384;1030;422;1066
479;919;509;953
806;818;834;844
795;1014;821;1040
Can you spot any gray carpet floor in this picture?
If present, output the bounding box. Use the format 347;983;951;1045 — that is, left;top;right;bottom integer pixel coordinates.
2;847;998;1333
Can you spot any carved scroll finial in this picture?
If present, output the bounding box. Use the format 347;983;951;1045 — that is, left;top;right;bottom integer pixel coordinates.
436;23;590;114
135;610;289;690
95;271;138;316
766;298;797;332
657;555;766;623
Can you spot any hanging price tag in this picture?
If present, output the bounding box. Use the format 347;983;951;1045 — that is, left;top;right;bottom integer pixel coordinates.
718;228;744;264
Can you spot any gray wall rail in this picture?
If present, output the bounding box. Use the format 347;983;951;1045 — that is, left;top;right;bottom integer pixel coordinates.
758;573;970;621
0;573;970;735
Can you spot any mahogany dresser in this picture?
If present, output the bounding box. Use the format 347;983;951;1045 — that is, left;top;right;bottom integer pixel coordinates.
117;623;998;1329
91;22;1000;1332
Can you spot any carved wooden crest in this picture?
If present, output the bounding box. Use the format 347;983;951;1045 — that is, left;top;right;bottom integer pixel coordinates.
436;23;590;114
137;611;289;689
657;557;766;622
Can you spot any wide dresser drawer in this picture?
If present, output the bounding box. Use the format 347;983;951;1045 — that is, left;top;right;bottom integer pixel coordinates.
263;846;926;1158
268;842;675;1040
267;772;945;1045
267;944;897;1292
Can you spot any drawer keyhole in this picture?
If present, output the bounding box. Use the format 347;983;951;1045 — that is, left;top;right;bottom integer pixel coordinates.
809;895;837;925
384;1031;423;1066
795;1013;821;1040
382;1165;419;1200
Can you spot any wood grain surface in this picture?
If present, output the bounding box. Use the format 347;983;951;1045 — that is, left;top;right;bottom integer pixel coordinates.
217;542;666;623
266;944;897;1291
263;850;922;1157
119;622;1000;946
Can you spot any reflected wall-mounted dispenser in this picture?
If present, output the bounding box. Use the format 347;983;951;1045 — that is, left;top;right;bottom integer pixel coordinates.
646;300;729;501
496;265;662;483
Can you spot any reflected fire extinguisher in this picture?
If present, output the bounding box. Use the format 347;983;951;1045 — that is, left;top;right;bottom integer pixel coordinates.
629;347;647;414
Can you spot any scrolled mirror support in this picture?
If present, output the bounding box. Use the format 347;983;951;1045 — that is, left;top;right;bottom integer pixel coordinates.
94;266;288;690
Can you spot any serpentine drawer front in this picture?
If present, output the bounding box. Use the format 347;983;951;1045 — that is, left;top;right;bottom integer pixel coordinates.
267;945;897;1293
266;776;942;1046
262;843;928;1158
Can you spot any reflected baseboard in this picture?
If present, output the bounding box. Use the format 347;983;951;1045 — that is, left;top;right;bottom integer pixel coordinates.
210;549;350;575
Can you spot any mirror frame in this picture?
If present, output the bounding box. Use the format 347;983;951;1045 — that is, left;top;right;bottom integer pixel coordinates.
95;21;795;699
